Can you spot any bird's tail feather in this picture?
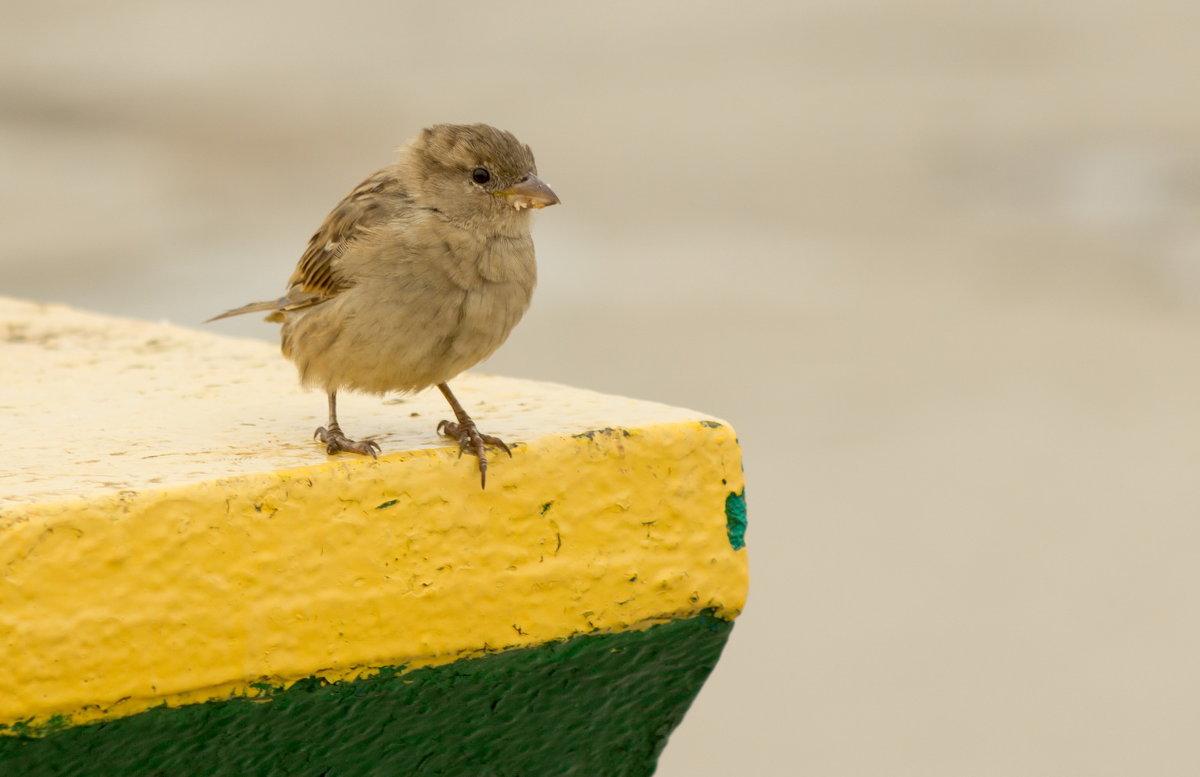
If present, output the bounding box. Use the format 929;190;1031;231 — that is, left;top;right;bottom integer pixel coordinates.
204;297;286;323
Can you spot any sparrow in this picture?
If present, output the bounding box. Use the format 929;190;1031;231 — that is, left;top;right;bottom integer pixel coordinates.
208;123;559;487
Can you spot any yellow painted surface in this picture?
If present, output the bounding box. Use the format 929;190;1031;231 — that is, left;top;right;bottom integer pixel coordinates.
0;297;748;732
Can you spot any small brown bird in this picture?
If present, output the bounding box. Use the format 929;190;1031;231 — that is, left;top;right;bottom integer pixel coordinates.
209;123;559;487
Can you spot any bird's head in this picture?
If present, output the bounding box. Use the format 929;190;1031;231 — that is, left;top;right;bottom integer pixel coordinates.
406;123;559;230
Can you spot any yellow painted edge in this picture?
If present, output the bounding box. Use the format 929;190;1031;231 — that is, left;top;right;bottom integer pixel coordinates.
0;421;747;731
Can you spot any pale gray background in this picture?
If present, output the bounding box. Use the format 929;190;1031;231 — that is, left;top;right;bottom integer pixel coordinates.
5;2;1200;775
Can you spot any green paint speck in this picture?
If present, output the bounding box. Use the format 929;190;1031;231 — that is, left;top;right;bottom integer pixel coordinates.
571;427;631;440
376;500;398;510
539;502;553;515
699;421;723;429
724;490;747;551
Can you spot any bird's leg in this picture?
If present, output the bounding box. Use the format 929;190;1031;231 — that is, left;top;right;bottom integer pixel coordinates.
314;390;381;458
435;382;511;488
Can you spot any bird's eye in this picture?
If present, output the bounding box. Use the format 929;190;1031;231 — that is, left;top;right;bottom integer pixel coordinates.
472;167;491;184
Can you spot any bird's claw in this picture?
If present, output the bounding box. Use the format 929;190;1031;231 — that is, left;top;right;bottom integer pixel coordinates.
437;419;511;488
315;426;380;458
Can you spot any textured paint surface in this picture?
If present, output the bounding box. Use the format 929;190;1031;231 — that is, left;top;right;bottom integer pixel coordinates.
0;615;733;776
0;296;730;506
1;422;747;732
0;298;749;735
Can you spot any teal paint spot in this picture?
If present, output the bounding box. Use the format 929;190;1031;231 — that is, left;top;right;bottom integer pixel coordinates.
724;490;747;550
0;616;734;777
376;499;398;510
539;502;553;515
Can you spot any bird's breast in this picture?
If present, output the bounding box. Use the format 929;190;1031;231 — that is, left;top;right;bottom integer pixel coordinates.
441;235;537;359
283;230;537;394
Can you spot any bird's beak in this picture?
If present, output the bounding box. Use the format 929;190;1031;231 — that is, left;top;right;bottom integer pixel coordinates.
500;175;560;211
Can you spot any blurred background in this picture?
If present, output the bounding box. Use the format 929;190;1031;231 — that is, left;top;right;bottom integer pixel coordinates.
5;1;1200;774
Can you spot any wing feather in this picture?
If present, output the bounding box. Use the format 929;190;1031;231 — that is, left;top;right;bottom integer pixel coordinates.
287;169;409;300
205;167;410;324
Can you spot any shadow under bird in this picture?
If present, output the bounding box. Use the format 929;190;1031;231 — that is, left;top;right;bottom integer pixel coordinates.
208;123;560;487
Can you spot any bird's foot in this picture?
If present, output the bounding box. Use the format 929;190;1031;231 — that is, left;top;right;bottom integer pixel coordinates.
437;419;512;488
315;426;381;458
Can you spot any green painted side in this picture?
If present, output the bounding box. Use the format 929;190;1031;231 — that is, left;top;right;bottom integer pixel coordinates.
1;615;733;777
725;489;747;551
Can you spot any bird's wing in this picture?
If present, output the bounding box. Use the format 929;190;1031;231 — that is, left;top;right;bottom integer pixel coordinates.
286;169;407;302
